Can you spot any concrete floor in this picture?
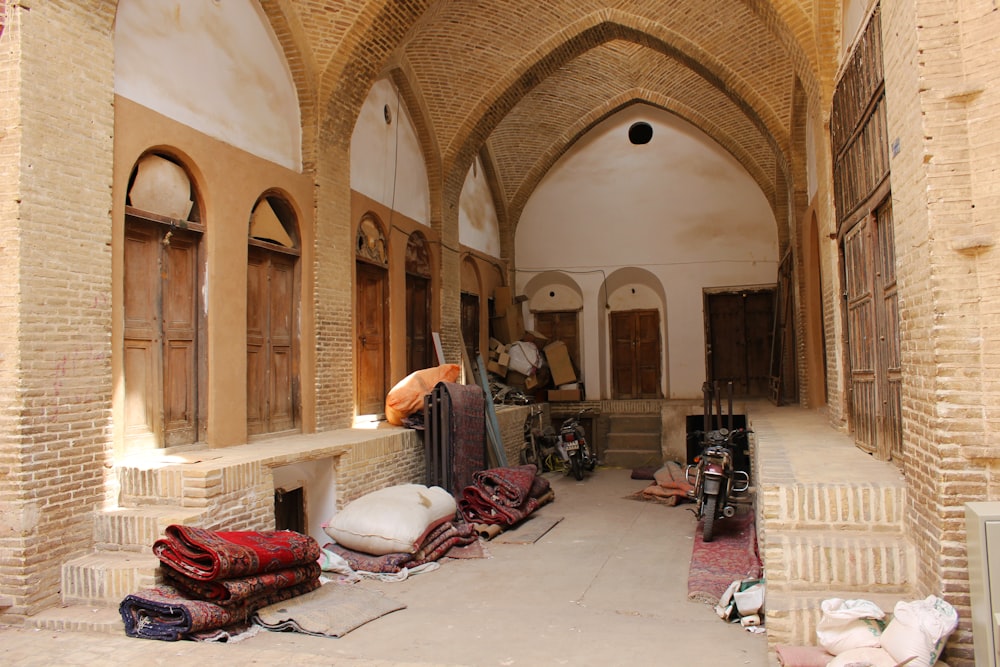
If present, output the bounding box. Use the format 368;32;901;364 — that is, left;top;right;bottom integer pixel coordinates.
0;467;769;666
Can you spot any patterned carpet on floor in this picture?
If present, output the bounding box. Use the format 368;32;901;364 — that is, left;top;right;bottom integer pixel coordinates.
686;509;762;605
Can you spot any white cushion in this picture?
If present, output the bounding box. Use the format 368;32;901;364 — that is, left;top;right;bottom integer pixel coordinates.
323;484;456;556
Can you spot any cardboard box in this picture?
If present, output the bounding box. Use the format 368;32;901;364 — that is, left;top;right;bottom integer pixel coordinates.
525;374;540;390
505;370;527;388
491;306;524;344
522;329;549;345
548;389;581;402
487;360;507;377
543;341;576;386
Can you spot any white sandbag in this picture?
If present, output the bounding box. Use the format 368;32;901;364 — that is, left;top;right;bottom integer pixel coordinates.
323;484;456;556
826;647;897;667
816;598;886;655
880;596;958;667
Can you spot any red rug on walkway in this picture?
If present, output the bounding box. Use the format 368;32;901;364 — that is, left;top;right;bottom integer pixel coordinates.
686;510;762;605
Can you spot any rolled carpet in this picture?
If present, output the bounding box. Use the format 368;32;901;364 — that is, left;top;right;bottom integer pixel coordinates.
160;562;322;606
119;579;320;641
153;525;320;581
471;464;542;507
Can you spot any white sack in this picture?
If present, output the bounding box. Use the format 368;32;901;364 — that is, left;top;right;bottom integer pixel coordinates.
816;597;886;655
323;484;456;556
880;596;958;667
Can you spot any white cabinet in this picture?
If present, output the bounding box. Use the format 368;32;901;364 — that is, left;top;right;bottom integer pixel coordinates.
966;502;1000;666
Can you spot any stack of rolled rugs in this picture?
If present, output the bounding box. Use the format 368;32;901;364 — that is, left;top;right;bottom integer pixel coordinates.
119;525;321;641
459;464;554;538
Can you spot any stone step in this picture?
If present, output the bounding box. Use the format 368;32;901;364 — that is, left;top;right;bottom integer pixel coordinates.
605;431;661;452
601;449;663;469
23;604;124;635
764;591;907;649
94;505;207;552
61;551;161;607
762;529;913;595
759;481;905;532
607;414;661;432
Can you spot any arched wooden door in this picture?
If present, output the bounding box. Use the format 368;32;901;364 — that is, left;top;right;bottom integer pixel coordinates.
406;233;433;373
123;154;204;449
356;215;389;416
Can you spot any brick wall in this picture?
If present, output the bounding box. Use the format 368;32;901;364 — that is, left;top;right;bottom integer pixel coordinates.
0;2;116;616
881;1;1000;663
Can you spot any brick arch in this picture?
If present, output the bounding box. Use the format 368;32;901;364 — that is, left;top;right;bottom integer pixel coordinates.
740;0;824;103
385;66;444;236
441;13;799;209
257;2;322;173
505;93;783;230
317;1;431;153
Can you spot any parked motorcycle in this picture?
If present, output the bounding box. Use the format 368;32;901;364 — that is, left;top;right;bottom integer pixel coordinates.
556;408;596;480
685;380;752;542
521;405;560;472
686;426;750;541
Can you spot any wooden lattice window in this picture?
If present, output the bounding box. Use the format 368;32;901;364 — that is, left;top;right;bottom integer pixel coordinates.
831;5;888;224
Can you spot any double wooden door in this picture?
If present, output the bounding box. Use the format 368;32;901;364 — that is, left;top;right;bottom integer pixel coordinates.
533;311;580;371
123;215;202;447
610;309;661;399
705;290;773;397
247;246;297;436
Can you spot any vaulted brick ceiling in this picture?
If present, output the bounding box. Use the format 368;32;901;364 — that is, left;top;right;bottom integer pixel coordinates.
276;0;828;218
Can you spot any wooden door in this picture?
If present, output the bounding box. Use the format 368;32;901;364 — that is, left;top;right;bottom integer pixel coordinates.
843;199;900;460
247;247;297;436
356;261;388;416
705;290;773;397
123;217;201;447
610;309;661;399
461;292;480;362
533;311;580;369
406;275;432;373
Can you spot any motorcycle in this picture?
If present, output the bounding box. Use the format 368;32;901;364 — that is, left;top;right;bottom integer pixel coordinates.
521;405;560;472
556;408;597;480
685;427;750;542
685;380;752;542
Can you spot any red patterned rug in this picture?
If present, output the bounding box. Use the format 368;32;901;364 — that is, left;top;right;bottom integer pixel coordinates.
153;525;320;581
686;509;762;605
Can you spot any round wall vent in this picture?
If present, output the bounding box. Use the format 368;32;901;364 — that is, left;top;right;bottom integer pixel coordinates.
628;122;653;145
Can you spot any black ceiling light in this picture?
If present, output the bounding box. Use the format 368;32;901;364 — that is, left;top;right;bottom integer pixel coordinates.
628;121;653;145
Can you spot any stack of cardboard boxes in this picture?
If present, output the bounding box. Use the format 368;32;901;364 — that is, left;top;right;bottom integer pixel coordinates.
488;286;581;401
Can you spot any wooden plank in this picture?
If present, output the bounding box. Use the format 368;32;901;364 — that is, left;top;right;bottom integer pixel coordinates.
494;515;564;544
432;331;445;366
475;353;508;468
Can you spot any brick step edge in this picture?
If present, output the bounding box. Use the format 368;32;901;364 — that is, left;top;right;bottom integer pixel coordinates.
23;604;124;635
